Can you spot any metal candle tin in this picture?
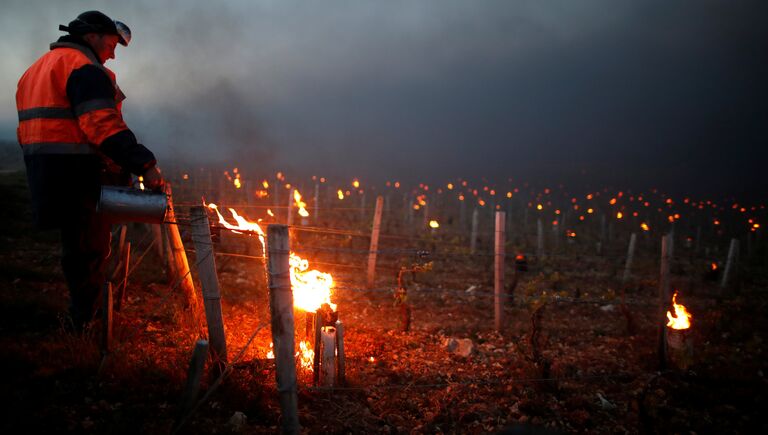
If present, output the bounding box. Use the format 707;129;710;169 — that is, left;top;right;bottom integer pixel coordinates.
98;186;168;224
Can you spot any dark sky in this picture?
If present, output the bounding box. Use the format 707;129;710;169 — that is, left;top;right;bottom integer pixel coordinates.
2;0;767;199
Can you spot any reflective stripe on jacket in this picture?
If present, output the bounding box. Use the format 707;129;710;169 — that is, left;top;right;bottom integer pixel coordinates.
16;42;128;155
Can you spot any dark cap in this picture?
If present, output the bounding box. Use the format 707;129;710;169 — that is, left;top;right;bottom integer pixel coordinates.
59;11;130;46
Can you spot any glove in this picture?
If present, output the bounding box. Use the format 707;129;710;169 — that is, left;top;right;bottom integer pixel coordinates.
142;166;165;192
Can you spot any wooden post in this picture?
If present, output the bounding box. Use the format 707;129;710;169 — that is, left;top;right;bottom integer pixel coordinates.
367;196;384;289
494;211;506;332
178;339;209;418
537;218;544;258
658;235;672;370
273;180;280;221
335;320;345;386
470;207;479;254
164;183;199;311
287;188;294;226
190;206;228;375
163;225;176;279
459;198;467;230
115;242;130;311
622;233;637;284
116;225;127;261
422;203;429;230
721;238;739;289
152;224;164;259
101;281;112;355
360;191;366;220
266;224;300;434
313;182;320;224
321;326;337;386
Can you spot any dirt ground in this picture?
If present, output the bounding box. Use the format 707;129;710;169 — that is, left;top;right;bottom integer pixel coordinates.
1;170;767;434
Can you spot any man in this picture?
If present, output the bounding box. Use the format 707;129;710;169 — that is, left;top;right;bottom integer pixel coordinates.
16;11;164;330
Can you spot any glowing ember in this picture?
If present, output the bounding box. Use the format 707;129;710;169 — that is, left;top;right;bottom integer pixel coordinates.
711;262;718;271
641;222;650;231
267;209;274;217
352;179;360;188
138;175;145;190
290;253;336;312
666;291;692;330
429;220;439;229
368;356;375;363
337;189;345;200
293;189;309;217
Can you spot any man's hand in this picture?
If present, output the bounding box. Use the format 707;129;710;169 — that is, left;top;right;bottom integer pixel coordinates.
142;166;165;192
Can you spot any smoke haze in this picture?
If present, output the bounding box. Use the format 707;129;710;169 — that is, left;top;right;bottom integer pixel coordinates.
2;0;766;198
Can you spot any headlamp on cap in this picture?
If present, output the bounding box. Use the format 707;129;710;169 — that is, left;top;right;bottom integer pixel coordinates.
115;21;131;46
58;11;131;46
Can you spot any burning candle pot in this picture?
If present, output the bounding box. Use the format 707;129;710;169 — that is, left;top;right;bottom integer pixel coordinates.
666;291;694;370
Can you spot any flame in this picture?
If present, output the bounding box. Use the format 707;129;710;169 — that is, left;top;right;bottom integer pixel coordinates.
711;262;718;271
368;356;375;363
293;189;309;217
666;291;692;330
182;173;189;180
266;340;315;370
641;222;650;231
208;204;335;313
298;340;315;369
138;175;145;190
429;220;439;229
616;211;623;219
352;179;360;189
337;189;344;200
290;253;336;312
262;180;269;189
267;209;274;217
234;177;241;189
208;203;266;253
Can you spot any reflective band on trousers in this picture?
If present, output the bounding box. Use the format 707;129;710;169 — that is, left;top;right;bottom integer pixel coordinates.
18;107;75;121
22;142;95;156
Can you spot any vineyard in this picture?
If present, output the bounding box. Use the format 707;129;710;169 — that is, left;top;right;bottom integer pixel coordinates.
1;168;766;434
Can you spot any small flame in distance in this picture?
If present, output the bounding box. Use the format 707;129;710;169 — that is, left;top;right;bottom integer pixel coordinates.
666;291;692;330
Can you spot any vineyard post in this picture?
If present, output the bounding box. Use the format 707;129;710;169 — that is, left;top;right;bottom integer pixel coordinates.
367;196;384;288
721;238;739;290
622;233;637;284
657;235;672;370
470;207;479;254
266;224;300;434
190;206;228;375
494;211;506;332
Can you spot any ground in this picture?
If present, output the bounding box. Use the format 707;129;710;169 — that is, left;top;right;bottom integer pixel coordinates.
0;170;766;434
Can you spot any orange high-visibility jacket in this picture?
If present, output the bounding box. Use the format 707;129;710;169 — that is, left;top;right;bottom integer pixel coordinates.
17;41;129;156
17;37;156;228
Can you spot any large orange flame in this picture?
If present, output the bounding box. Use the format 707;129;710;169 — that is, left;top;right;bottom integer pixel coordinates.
290;253;336;312
666;291;692;330
207;204;334;313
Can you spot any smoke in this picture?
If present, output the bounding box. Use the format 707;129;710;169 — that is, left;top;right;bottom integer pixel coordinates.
1;0;766;198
